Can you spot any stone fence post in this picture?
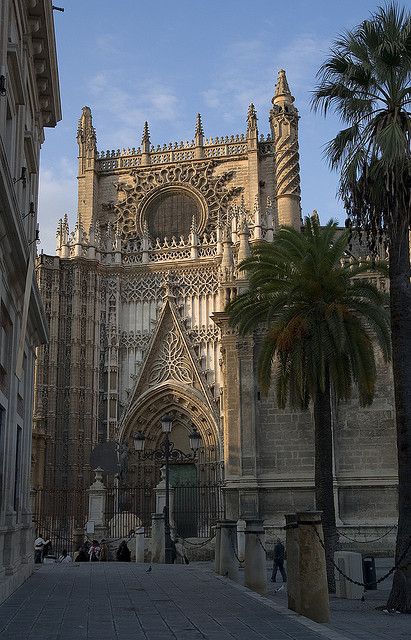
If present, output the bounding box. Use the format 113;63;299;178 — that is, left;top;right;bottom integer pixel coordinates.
135;526;145;563
244;518;267;595
237;519;246;563
87;467;107;541
296;511;330;623
151;513;165;563
214;523;221;574
285;513;299;612
155;467;175;533
219;520;239;581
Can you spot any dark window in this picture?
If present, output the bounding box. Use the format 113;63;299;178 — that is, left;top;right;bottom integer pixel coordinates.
146;191;199;241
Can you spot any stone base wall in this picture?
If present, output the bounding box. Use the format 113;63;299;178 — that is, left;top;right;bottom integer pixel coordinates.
0;561;33;605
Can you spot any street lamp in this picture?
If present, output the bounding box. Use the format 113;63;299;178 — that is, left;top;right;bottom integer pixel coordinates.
133;416;202;564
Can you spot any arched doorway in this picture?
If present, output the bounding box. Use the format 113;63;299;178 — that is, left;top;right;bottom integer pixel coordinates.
114;383;223;537
119;382;222;487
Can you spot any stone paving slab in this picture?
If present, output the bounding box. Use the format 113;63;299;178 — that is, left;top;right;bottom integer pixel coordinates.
0;563;339;640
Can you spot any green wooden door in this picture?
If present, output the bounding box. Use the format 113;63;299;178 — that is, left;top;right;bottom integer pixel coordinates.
170;464;197;538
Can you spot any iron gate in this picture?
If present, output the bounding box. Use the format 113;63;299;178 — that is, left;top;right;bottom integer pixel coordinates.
31;488;88;557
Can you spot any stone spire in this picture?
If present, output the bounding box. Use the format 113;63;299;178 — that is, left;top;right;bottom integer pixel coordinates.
56;214;70;258
237;216;251;264
77;107;97;235
55;218;63;255
141;121;151;165
195;113;204;158
273;69;292;101
77;106;97;158
270;69;301;230
246;103;258;151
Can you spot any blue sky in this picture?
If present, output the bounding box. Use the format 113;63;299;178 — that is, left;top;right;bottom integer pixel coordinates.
39;0;383;254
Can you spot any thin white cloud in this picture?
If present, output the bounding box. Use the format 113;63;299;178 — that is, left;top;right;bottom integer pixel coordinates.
89;71;180;149
38;157;77;255
201;33;330;128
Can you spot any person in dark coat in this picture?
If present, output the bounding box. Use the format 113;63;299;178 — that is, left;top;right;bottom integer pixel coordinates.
75;546;89;562
271;538;287;582
116;540;131;562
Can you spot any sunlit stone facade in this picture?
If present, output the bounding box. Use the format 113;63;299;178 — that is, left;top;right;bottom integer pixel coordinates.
33;70;397;547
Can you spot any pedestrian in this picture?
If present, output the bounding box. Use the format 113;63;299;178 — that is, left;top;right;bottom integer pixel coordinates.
99;539;109;562
89;539;100;562
58;549;73;563
116;540;131;562
271;538;287;582
75;545;89;562
34;534;50;564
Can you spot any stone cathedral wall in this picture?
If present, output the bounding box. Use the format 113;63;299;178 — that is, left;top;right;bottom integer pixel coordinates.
33;75;399;552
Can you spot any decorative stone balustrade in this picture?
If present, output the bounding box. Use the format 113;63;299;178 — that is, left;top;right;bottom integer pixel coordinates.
96;132;274;172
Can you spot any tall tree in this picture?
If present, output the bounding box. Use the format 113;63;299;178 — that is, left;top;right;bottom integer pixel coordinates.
312;3;411;610
227;216;391;592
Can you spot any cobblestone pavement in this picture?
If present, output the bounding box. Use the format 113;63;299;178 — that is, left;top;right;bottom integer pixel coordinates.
0;563;334;640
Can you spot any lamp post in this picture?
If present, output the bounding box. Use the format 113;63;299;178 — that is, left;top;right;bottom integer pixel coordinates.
133;415;201;564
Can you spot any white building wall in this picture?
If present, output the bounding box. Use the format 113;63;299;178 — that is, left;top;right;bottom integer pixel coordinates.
0;0;61;604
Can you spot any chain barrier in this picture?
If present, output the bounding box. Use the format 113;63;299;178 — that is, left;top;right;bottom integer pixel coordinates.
311;524;411;588
176;532;216;548
256;534;268;554
337;525;397;544
229;528;245;565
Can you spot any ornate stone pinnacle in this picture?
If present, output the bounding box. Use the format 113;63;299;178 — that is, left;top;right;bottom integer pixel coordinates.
190;215;198;234
142;121;150;146
77;105;97;149
311;209;320;224
195;113;204;137
273;69;294;103
247;103;257;128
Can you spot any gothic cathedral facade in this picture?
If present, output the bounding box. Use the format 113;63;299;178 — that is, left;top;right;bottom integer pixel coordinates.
33;71;397;538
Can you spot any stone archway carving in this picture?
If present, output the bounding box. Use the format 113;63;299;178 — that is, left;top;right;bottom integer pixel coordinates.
119;382;222;487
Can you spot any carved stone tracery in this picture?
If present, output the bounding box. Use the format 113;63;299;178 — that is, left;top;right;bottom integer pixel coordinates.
149;327;193;386
115;160;242;238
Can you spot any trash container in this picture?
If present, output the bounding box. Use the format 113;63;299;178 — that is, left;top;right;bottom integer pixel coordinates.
362;556;377;590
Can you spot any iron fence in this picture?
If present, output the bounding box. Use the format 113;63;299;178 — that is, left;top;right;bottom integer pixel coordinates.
31;488;88;557
105;482;224;540
173;482;225;538
31;482;225;557
105;485;155;539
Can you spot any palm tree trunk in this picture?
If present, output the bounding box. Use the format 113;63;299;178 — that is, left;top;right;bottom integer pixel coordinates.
313;371;338;593
387;222;411;613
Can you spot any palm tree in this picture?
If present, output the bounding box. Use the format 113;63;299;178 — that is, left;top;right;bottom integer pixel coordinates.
312;3;411;610
227;216;391;592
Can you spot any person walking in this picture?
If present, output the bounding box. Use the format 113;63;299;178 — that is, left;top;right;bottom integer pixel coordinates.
34;534;50;564
271;538;287;583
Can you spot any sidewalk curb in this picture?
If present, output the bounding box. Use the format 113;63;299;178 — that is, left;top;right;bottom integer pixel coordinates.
210;571;352;640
